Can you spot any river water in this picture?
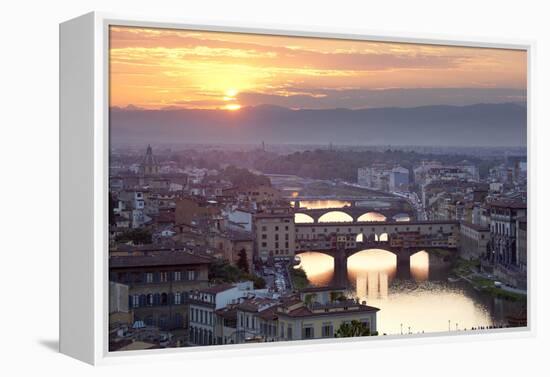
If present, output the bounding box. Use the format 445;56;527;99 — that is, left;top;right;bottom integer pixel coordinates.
292;200;524;335
296;250;524;335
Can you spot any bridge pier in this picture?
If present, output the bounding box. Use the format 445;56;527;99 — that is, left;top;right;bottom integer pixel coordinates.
394;248;412;279
332;250;349;287
395;258;411;280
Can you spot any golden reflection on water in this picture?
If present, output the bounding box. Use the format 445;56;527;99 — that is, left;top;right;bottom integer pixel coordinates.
294;213;315;223
295;252;334;287
349;249;396;299
393;213;411;222
357;212;387;222
298;249;495;335
410;251;429;281
318;211;354;223
291;200;351;209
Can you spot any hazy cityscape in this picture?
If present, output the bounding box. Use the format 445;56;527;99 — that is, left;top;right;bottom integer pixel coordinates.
108;26;527;351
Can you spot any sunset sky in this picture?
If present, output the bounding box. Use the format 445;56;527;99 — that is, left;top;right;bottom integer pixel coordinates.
109;26;527;111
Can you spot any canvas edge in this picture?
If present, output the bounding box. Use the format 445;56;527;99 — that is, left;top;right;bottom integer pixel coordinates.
59;10;536;365
59;11;97;365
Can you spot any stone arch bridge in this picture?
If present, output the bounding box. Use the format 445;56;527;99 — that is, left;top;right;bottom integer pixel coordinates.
294;220;458;285
294;206;414;223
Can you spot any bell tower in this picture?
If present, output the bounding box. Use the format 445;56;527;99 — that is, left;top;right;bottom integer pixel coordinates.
140;144;159;175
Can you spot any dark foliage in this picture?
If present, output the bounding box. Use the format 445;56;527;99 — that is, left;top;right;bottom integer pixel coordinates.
115;228;152;245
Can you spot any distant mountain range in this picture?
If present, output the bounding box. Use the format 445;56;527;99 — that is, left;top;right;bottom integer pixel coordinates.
110;103;527;147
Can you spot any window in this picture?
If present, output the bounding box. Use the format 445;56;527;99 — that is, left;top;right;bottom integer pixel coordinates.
262;234;267;239
188;270;195;280
132;295;139;308
285;226;289;231
261;226;267;231
146;273;153;283
175;292;182;305
147;294;153;306
275;234;279;240
287;325;293;339
175;313;183;328
285;233;289;240
174;271;181;281
322;324;333;338
160;272;168;282
303;326;314;339
275;226;279;231
262;242;267;247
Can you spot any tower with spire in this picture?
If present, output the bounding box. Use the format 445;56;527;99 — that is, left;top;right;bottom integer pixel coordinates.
140;144;159;175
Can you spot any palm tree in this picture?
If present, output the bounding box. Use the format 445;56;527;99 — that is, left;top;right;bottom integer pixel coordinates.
335;320;371;337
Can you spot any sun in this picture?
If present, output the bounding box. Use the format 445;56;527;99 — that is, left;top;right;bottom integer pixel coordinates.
225;88;238;98
222;89;241;110
224;103;241;111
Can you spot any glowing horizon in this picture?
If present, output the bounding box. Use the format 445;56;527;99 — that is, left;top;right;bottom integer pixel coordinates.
109;26;527;111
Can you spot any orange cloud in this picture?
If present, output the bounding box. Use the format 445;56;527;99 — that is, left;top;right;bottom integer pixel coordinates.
109;26;527;110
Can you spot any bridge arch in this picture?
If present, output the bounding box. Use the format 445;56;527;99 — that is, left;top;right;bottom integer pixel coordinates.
347;248;397;268
375;232;389;242
410;250;429;281
357;211;387;222
294;213;315;224
392;213;411;222
318;211;353;223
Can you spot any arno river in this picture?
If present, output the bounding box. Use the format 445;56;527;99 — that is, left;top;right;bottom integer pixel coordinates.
293;200;524;335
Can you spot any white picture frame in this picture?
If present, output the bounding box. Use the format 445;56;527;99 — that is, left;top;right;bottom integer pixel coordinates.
59;11;535;365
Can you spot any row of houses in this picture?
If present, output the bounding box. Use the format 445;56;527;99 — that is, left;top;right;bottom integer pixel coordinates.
108;248;379;350
188;285;379;346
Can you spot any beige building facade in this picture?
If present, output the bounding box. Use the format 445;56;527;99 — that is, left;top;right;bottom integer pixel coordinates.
255;211;296;261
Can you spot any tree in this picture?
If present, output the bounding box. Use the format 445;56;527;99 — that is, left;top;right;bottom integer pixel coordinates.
304;293;316;306
208;259;242;283
236;248;249;273
329;291;346;303
335;320;371;338
289;267;309;290
115;228;152;245
244;274;266;289
208;259;265;288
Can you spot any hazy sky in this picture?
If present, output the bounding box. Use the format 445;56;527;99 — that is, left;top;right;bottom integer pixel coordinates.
109;26;527;110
